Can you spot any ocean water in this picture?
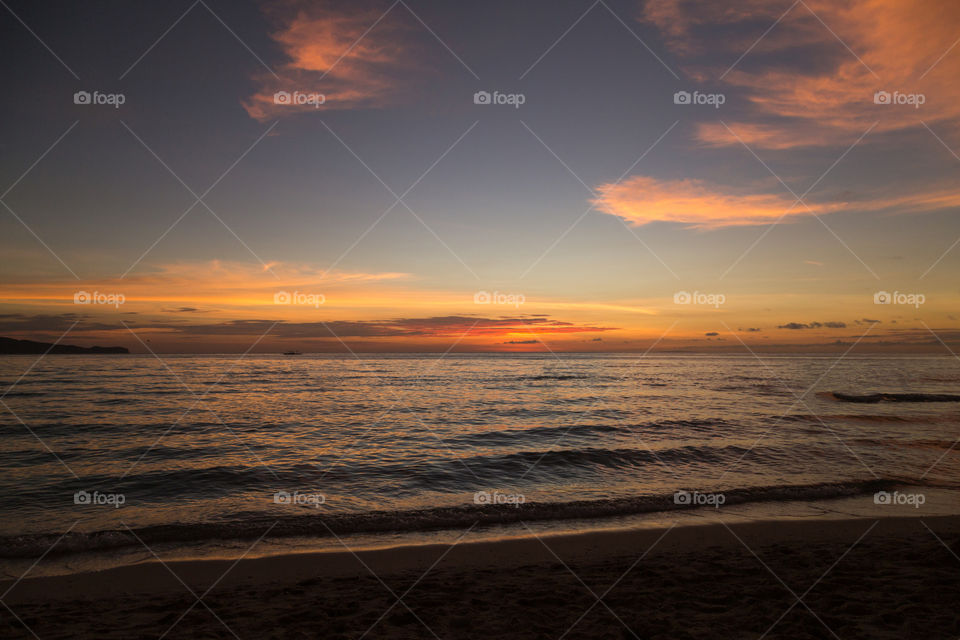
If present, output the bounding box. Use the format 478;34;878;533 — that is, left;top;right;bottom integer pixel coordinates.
1;353;959;575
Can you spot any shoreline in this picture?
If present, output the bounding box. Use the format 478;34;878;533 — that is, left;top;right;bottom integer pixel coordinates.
5;513;957;601
4;513;958;638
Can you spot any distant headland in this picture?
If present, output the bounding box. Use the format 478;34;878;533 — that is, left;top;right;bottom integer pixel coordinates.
0;337;129;355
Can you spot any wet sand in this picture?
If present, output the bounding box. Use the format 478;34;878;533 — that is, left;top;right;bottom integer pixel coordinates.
2;515;959;639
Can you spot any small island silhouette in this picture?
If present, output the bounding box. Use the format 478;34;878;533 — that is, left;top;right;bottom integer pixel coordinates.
0;337;129;354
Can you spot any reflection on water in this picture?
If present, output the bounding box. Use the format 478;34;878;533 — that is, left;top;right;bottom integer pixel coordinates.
1;354;958;570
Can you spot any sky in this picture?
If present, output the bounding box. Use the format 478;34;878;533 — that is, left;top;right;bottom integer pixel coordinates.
1;0;959;353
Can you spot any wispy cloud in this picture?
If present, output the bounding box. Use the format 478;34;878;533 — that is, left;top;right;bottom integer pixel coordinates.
644;0;960;148
592;175;960;227
244;1;419;120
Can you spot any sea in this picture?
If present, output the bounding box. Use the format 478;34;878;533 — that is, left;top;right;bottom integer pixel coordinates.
1;353;958;578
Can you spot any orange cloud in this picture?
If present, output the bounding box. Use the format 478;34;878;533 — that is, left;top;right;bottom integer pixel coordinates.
592;176;839;227
643;0;960;148
592;176;960;227
243;2;417;120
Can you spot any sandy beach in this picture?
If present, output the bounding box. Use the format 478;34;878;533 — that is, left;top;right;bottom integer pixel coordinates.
3;514;958;639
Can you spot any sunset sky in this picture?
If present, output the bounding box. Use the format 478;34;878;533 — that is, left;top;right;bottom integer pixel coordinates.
2;0;959;352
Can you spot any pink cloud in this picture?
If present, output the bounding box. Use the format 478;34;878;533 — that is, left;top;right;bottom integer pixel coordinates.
642;0;960;148
244;2;419;120
593;175;960;227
